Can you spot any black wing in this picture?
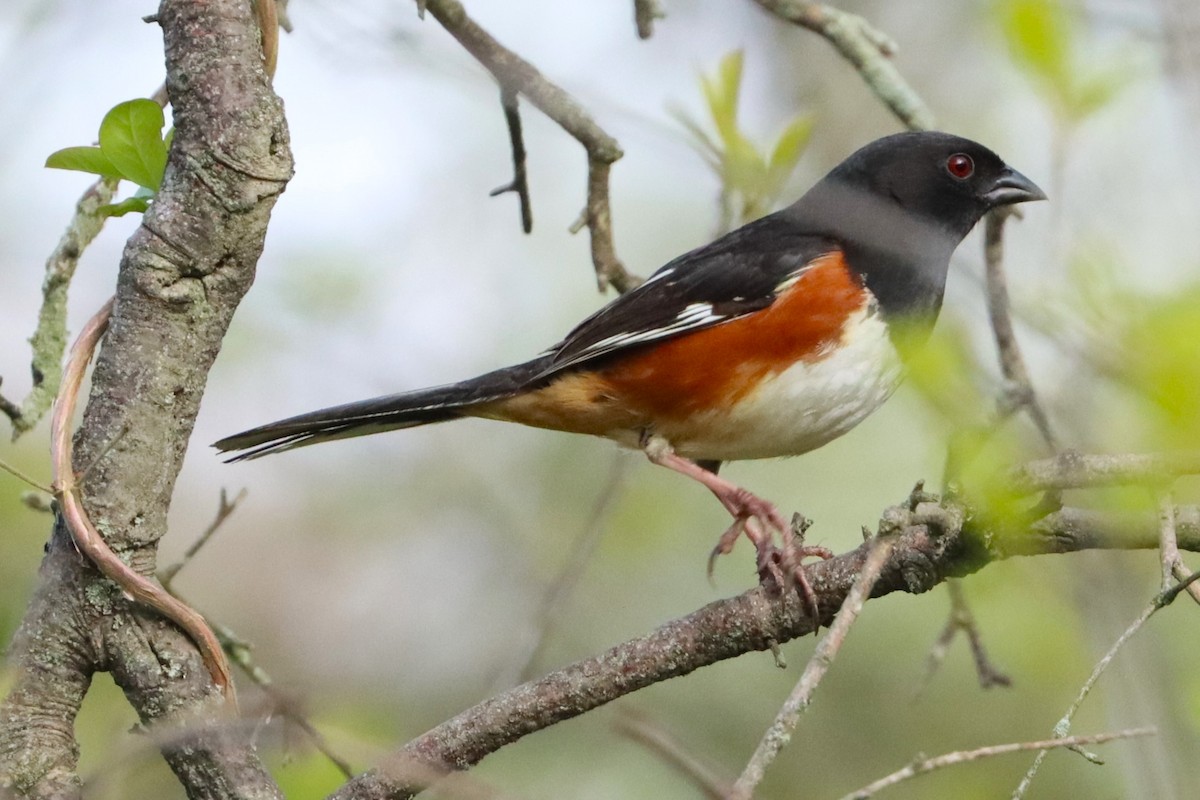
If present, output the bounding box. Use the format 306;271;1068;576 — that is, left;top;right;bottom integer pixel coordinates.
539;212;838;378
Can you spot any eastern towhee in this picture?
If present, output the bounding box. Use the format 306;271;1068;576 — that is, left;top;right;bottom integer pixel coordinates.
216;131;1044;597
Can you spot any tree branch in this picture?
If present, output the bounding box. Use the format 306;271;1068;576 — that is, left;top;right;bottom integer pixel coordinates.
329;499;1200;799
751;1;936;131
1007;452;1200;495
1;177;117;439
731;539;894;798
487;88;532;235
984;208;1059;452
417;0;639;293
613;710;731;800
0;518;96;799
916;578;1011;695
1;0;292;796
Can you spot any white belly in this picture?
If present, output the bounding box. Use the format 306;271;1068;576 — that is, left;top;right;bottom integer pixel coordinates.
667;308;903;461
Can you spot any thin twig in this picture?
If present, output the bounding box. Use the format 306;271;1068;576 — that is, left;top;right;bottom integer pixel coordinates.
488;88;532;234
1157;488;1181;590
1169;557;1200;605
1156;486;1200;605
160;487;249;590
730;539;894;799
213;622;355;779
417;0;639;293
751;0;935;131
916;579;1010;695
1012;574;1200;798
633;0;664;39
984;208;1059;452
613;709;732;800
842;727;1156;800
0;457;53;494
0;378;22;425
490;455;627;688
50;299;236;705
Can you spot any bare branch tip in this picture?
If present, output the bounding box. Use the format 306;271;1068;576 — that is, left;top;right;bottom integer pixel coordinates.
0;379;23;426
634;0;665;40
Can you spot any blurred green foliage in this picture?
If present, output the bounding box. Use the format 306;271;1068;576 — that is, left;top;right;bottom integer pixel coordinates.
993;0;1136;123
902;318;990;431
1111;284;1200;450
676;50;814;230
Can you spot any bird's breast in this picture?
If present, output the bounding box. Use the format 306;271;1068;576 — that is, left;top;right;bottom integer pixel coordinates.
661;304;903;461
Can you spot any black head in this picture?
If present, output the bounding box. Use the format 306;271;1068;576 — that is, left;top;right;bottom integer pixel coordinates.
826;131;1045;239
788;131;1045;325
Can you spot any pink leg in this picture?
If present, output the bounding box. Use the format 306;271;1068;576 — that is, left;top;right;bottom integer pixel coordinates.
642;434;830;619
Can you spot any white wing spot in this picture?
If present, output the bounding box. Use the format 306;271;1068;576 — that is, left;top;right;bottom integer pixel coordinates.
574;302;724;357
639;267;675;286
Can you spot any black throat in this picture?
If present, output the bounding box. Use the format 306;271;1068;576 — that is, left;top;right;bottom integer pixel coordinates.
784;179;962;341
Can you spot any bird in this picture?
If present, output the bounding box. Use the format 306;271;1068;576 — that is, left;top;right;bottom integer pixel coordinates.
215;131;1045;601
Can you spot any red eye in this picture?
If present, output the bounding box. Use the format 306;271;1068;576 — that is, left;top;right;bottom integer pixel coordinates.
946;153;974;179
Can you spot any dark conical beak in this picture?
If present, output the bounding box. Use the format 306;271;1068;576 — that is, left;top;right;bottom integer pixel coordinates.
984;167;1047;206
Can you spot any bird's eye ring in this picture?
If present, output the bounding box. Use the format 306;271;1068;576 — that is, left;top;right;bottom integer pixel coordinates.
946;153;974;180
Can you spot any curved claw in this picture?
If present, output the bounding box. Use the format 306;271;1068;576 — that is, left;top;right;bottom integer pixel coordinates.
707;518;746;580
784;544;835;625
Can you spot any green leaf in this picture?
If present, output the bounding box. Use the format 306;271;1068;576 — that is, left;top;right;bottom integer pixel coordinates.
1066;68;1132;121
96;196;151;218
1120;284;1200;448
724;134;764;179
768;117;813;175
685;50;816;226
763;115;814;199
702;50;744;148
98;99;167;191
45;146;124;179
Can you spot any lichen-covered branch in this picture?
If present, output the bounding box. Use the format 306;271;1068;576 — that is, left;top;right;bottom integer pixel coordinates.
1008;452;1200;495
329;499;1200;800
0;0;292;796
751;0;936;131
0;519;96;799
1;177;116;439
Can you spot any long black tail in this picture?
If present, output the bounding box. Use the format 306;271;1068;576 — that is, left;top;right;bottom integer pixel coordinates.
214;356;553;461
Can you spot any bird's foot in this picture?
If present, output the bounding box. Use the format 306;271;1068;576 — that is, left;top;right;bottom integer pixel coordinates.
708;503;832;625
777;527;834;626
708;516;786;587
706;486;789;581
